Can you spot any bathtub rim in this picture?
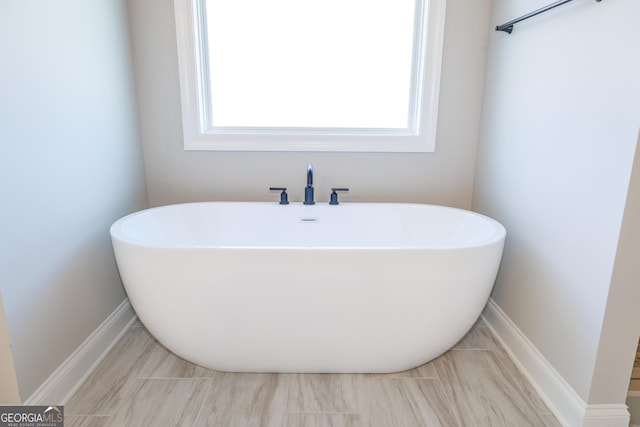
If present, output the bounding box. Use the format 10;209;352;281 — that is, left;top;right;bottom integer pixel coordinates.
110;201;506;250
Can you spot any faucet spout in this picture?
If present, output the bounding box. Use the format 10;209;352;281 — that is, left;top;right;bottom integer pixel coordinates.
307;164;313;186
304;164;315;205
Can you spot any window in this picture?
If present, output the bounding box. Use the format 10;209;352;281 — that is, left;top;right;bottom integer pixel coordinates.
174;0;446;152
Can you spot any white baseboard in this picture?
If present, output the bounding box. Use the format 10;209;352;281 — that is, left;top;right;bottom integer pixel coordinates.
628;393;640;426
482;298;630;427
24;299;136;405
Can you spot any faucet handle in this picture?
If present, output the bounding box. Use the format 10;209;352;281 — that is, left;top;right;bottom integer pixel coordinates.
329;188;349;205
269;187;289;205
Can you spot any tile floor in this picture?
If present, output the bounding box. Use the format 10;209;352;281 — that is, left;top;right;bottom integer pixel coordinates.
65;320;562;426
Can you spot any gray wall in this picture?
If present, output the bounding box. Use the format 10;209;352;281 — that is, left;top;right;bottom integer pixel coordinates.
0;0;148;399
127;0;492;208
5;0;637;410
474;0;640;404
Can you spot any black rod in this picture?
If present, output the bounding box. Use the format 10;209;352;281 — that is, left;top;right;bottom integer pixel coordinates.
496;0;600;34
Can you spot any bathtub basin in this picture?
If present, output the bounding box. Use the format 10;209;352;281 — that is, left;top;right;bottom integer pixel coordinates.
110;202;505;373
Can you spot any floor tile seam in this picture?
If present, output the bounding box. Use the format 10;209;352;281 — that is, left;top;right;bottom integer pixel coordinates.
368;375;439;380
64;415;112;419
64;411;115;417
134;376;216;380
284;411;361;415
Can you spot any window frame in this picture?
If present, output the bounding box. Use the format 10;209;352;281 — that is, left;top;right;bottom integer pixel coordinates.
174;0;446;152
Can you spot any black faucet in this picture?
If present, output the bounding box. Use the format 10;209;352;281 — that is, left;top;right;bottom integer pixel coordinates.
304;164;315;205
329;188;349;205
269;187;289;205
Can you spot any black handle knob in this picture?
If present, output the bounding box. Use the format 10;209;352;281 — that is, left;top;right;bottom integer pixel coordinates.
329;188;349;205
269;187;289;205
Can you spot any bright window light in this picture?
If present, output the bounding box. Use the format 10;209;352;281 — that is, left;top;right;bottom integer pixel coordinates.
205;0;415;129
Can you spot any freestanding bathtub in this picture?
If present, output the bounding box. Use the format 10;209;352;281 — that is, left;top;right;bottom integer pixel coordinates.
110;202;505;373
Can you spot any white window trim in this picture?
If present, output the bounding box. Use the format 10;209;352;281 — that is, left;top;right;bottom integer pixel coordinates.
174;0;446;152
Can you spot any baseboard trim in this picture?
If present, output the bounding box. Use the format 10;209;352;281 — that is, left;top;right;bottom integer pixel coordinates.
24;299;136;405
482;298;630;427
626;393;640;426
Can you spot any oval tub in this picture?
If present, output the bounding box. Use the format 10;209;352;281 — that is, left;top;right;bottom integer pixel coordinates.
110;202;505;373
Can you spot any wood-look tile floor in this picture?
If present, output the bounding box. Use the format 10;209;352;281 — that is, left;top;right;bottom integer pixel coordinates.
65;320;562;426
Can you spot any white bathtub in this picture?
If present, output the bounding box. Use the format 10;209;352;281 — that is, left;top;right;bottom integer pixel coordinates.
110;202;505;373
